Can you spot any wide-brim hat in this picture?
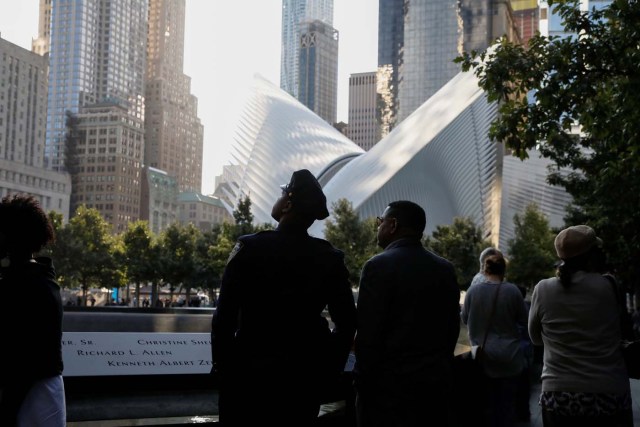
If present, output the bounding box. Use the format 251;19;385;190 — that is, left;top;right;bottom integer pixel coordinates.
554;225;603;259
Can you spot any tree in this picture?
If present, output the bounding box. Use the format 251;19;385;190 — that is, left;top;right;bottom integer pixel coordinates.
42;211;64;264
324;199;378;286
456;0;640;288
44;211;77;288
233;194;254;238
61;206;117;304
506;204;557;289
195;227;234;306
121;221;156;307
224;195;274;242
157;222;200;304
426;217;493;290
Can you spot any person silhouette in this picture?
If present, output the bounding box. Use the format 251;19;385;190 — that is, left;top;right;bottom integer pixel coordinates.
529;225;633;426
355;200;460;427
211;169;357;427
0;195;66;426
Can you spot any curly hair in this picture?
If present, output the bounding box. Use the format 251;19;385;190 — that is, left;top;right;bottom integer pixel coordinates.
0;194;55;256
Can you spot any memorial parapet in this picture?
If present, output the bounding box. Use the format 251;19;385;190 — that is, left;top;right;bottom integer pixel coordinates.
62;308;218;423
61;307;353;424
62;332;212;376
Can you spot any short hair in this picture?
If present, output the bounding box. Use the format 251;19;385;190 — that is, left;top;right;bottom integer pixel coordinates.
386;200;426;235
483;253;506;276
0;195;54;255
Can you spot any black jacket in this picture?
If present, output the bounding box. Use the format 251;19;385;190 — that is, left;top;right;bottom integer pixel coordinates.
0;257;63;424
211;225;356;378
354;238;460;387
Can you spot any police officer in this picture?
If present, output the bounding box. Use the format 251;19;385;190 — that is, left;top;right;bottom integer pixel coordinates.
211;169;357;427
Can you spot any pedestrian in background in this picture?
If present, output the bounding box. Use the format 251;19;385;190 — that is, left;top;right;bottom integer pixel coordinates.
211;169;356;427
529;225;632;426
470;247;500;288
462;249;528;427
355;200;460;427
0;195;65;426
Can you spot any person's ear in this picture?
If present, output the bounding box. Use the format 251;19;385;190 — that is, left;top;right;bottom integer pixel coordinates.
282;199;293;213
389;218;398;234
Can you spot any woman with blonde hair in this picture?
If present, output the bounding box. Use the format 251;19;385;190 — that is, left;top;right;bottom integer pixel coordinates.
462;249;528;427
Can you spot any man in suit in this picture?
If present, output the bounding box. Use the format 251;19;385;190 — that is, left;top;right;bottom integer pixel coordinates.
211;169;356;427
354;200;460;427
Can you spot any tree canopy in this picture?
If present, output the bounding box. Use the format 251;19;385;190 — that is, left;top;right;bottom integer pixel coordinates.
456;0;640;288
323;198;378;286
506;204;557;289
424;217;493;290
55;205;118;303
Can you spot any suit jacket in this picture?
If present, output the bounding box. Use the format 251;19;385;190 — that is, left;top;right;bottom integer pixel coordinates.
354;238;460;389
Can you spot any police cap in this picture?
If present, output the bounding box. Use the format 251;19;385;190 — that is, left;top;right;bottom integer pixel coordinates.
280;169;330;220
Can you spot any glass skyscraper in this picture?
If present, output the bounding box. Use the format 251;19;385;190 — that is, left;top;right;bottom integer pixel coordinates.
377;0;520;131
144;0;203;193
280;0;333;98
298;20;339;124
45;0;148;231
377;0;404;138
539;0;611;38
46;0;147;172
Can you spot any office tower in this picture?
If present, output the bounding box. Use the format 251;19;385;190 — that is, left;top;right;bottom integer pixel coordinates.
145;0;203;193
378;0;520;131
298;20;339;124
347;72;379;151
580;0;612;11
510;0;539;45
32;0;52;55
539;0;611;38
71;103;144;232
280;0;333;98
46;0;148;230
177;192;231;233
0;37;71;218
140;167;179;235
377;0;404;139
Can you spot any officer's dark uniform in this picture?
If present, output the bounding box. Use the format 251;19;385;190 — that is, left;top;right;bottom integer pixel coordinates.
211;170;356;427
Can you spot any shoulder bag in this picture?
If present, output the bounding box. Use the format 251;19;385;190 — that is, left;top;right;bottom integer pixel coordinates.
452;282;502;427
454;281;502;374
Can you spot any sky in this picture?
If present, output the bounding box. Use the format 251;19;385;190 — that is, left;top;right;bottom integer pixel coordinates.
0;0;378;194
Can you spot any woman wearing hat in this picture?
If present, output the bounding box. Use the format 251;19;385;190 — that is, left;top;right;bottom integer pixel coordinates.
528;225;632;426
